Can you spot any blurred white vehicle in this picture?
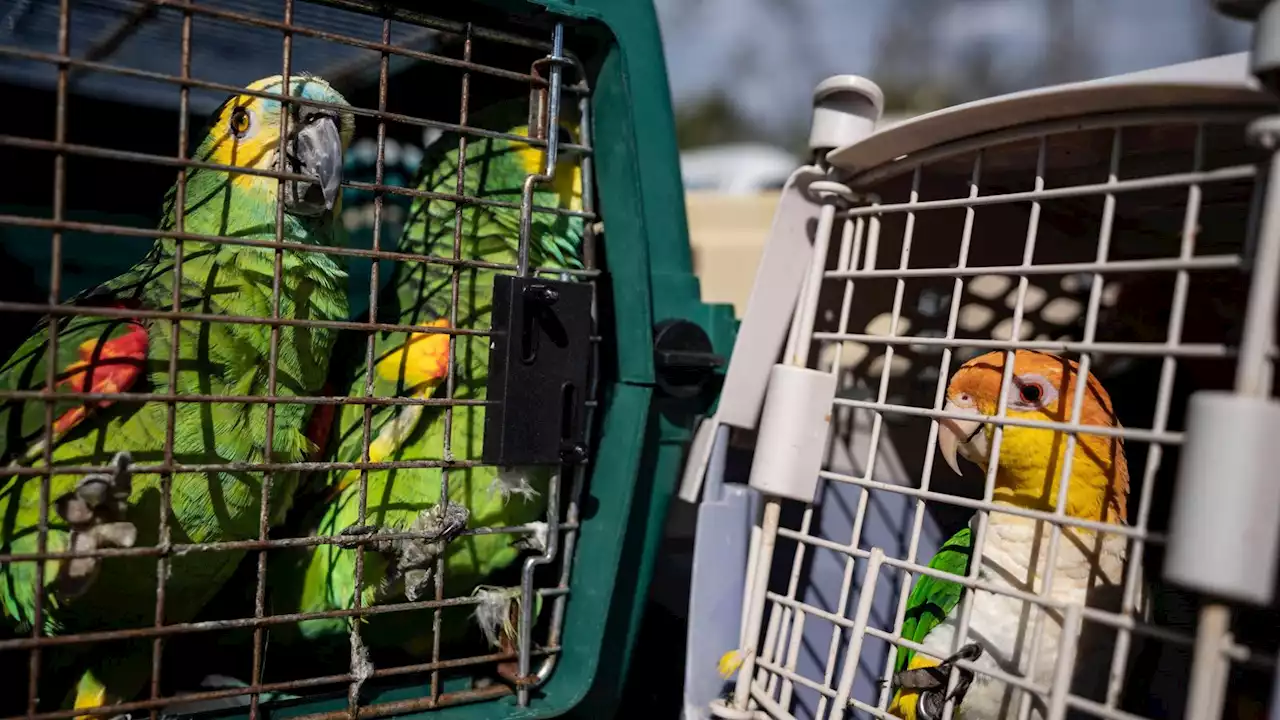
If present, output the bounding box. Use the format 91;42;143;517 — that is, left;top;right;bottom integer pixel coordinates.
679;142;797;193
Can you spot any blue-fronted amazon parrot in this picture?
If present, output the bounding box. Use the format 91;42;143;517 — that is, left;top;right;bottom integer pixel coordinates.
0;73;354;715
270;99;584;686
887;350;1131;719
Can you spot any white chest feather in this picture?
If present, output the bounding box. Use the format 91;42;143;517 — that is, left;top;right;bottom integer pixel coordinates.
919;514;1129;720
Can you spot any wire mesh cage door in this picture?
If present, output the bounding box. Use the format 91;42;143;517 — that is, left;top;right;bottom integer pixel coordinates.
0;0;723;717
714;66;1280;720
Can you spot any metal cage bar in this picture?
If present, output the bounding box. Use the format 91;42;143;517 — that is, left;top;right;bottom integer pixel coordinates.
0;1;604;718
1099;121;1208;714
875;148;983;713
25;0;70;711
810;208;870;720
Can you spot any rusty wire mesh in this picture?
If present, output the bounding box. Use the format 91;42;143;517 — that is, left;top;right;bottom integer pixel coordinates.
0;0;601;717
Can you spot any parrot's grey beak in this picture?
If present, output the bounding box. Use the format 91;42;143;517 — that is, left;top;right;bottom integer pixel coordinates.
285;109;343;217
555;143;584;163
546;125;583;163
937;400;987;476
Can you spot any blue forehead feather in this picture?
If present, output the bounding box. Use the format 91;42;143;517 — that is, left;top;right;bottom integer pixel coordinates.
255;75;342;116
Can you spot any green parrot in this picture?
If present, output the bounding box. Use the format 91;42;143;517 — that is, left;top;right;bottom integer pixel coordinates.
0;73;354;714
270;100;585;683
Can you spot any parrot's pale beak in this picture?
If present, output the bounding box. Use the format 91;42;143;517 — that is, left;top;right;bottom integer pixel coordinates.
937;400;987;476
285;109;344;216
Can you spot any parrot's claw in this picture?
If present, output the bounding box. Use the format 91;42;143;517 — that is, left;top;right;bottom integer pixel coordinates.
891;643;983;720
336;524;378;549
53;451;137;601
353;501;469;603
487;468;540;504
396;501;469;602
510;521;549;554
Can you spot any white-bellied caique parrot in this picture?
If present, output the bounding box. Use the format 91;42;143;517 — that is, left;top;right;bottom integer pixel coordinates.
0;74;354;715
888;349;1130;720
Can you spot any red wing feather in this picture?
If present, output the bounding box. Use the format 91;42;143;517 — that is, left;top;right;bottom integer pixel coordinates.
304;382;337;462
51;303;149;437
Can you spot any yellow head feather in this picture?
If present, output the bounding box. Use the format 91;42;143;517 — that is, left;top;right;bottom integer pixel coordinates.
200;74;355;200
506;124;583;212
944;350;1129;524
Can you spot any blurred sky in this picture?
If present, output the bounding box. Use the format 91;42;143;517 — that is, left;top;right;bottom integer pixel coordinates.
653;0;1254;137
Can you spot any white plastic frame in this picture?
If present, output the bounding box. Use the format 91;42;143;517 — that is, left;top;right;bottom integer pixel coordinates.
716;63;1278;720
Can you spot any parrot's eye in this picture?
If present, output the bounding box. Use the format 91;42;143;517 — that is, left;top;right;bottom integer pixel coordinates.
229;107;253;139
1008;373;1057;411
1019;385;1042;405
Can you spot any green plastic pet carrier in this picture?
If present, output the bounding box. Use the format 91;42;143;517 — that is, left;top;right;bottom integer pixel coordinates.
0;0;736;718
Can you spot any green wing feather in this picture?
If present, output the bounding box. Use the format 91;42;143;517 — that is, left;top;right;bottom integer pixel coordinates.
895;526;974;673
274;102;584;656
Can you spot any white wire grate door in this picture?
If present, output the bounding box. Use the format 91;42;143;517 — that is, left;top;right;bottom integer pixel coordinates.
714;104;1280;720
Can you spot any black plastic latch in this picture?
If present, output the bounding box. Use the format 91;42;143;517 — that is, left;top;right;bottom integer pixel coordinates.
1214;0;1266;20
483;274;593;466
653;318;726;399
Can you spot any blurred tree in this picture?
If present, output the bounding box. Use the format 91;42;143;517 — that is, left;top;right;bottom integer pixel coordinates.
873;0;949;113
877;80;960;114
1043;0;1091;85
954;38;1010;105
674;91;764;149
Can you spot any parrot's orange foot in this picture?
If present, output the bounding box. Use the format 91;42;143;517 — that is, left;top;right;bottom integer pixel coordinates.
53;451;138;601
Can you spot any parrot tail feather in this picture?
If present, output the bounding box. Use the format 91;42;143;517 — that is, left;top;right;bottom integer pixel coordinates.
51;451;138;602
71;669;112;720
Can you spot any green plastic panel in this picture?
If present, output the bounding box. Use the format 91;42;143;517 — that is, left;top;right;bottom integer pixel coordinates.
357;2;740;717
0;1;738;717
441;2;741;716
